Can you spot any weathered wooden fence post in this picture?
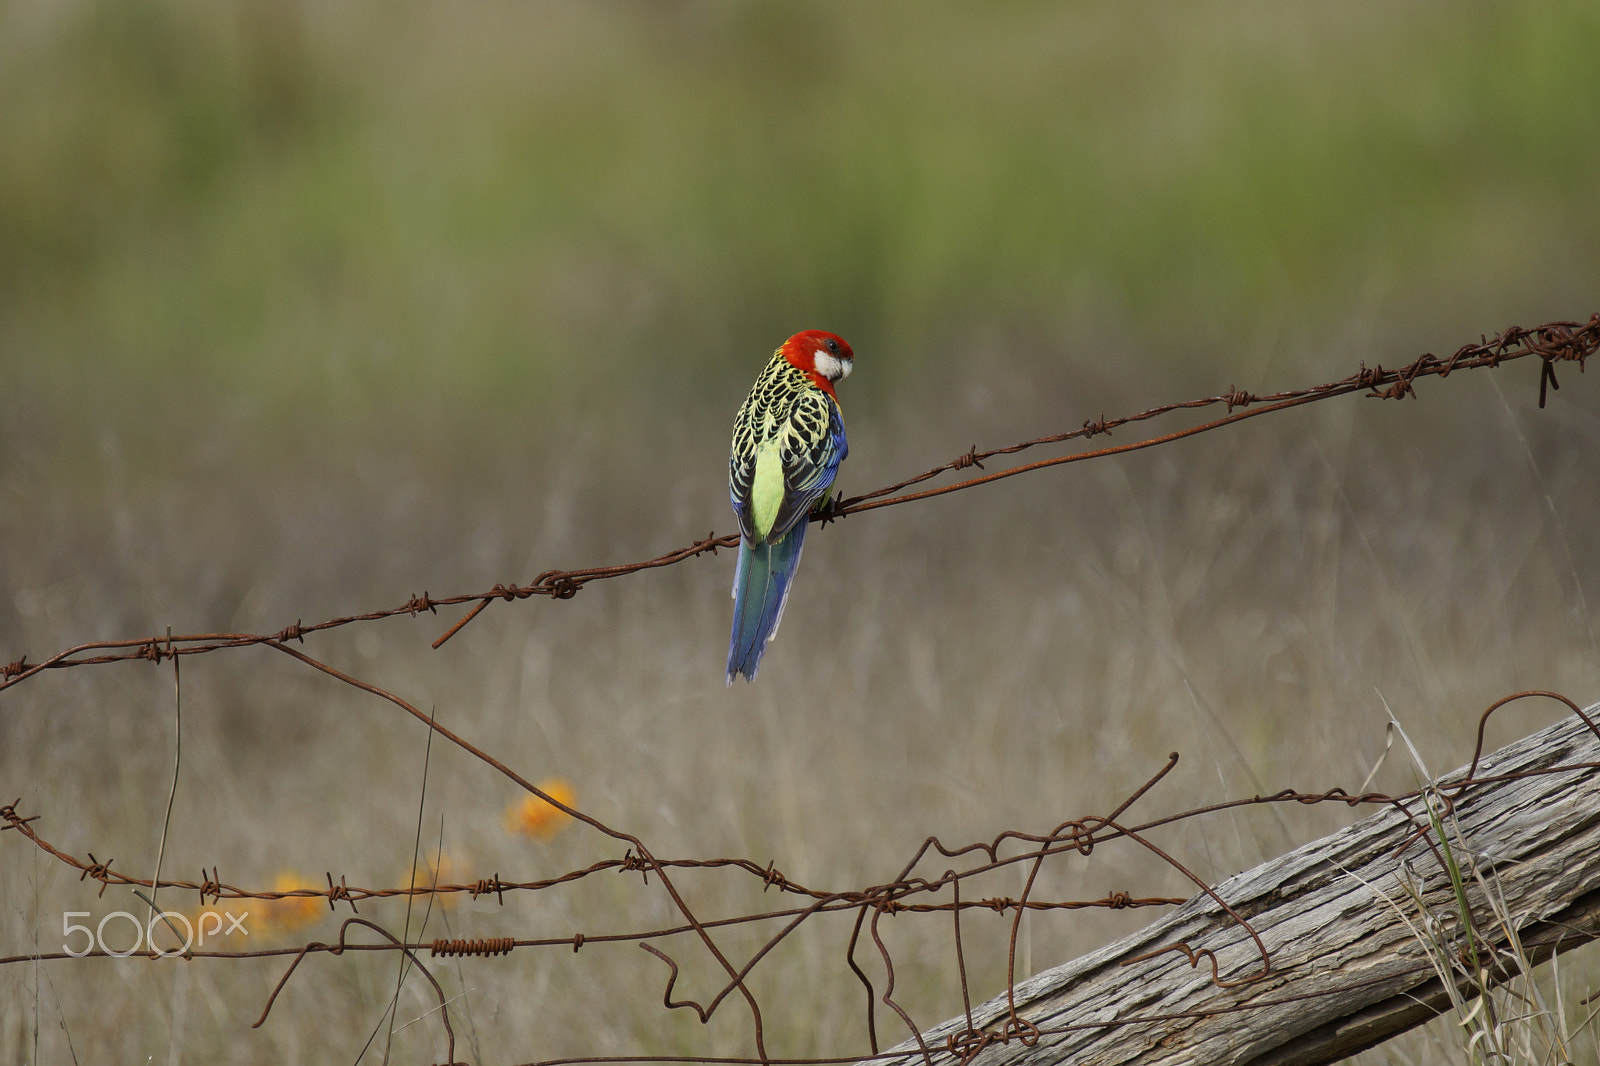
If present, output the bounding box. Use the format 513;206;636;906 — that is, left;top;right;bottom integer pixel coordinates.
866;707;1600;1066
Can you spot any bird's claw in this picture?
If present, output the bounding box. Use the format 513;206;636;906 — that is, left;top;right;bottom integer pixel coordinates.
813;491;845;526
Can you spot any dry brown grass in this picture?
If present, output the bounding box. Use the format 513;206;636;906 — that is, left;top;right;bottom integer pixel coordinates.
3;351;1598;1063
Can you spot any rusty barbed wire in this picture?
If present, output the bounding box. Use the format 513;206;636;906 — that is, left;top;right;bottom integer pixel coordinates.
4;687;1595;1064
828;314;1597;515
0;314;1591;687
3;315;1599;1063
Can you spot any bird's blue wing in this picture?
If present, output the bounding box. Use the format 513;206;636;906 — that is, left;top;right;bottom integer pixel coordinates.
765;394;847;541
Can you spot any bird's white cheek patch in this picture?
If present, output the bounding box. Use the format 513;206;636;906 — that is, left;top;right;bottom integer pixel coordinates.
813;351;852;381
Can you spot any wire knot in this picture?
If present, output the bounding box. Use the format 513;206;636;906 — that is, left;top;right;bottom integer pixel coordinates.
324;873;357;912
1223;386;1258;411
2;657;26;680
80;853;116;896
1002;1017;1041;1047
469;875;507;905
0;799;38;832
946;1028;996;1066
274;620;304;643
946;1018;1040;1066
951;446;986;471
534;572;582;600
1048;820;1096;855
619;849;650;883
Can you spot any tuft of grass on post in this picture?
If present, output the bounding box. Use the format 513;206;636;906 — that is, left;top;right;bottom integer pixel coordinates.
1383;717;1587;1066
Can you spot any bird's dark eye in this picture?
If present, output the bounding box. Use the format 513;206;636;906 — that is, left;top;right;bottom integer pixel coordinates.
825;338;840;355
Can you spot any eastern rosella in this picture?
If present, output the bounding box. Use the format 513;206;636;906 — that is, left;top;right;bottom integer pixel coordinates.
726;330;854;683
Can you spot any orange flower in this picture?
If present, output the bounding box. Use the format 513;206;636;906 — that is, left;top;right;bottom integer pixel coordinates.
504;779;577;840
419;852;465;909
257;871;325;935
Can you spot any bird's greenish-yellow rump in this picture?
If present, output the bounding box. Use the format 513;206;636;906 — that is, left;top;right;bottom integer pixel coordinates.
726;330;853;682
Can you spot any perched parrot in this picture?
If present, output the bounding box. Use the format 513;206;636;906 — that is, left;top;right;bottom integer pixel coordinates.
726;330;854;683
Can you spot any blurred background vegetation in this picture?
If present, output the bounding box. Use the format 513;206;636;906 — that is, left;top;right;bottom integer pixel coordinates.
3;1;1600;1062
4;0;1597;465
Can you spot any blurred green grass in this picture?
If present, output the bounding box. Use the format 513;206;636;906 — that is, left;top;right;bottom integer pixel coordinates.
3;1;1600;1063
3;0;1599;463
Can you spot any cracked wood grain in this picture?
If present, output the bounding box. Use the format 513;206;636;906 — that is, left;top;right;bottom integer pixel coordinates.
867;708;1600;1066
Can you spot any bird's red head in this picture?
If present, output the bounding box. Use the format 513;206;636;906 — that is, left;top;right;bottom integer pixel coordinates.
780;330;854;400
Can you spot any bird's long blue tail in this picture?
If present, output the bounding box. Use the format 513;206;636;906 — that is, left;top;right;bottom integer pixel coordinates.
726;522;808;684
